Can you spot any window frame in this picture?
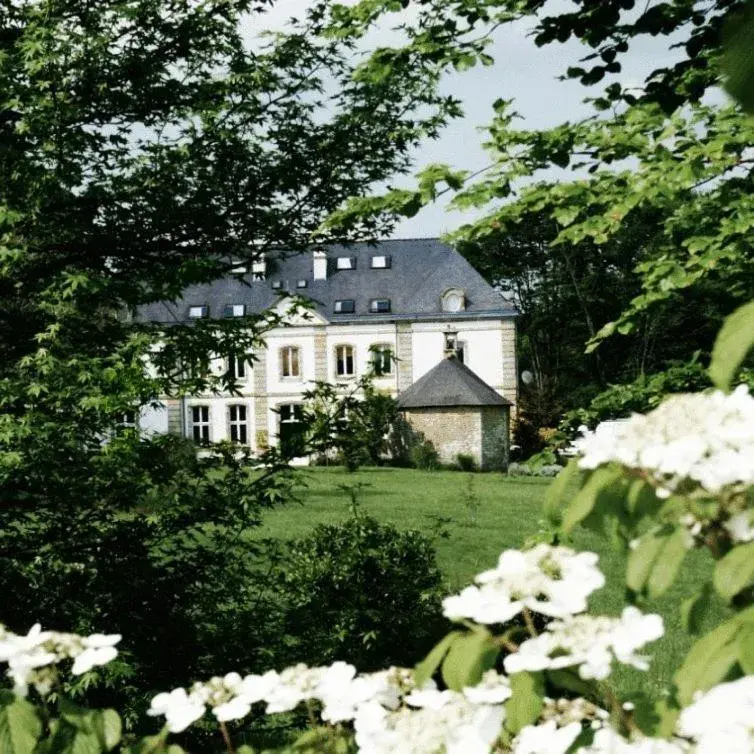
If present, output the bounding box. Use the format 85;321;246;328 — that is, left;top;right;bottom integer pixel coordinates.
369;298;391;314
188;305;209;319
280;345;301;378
227;354;247;380
336;256;355;270
190;405;211;444
335;344;356;378
370;255;391;269
223;304;245;318
334;299;355;314
228;404;248;444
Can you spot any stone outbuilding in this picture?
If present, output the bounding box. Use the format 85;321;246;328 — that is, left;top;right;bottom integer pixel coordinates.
397;356;511;470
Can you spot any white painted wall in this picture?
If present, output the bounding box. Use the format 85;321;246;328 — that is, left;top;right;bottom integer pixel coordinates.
139;403;168;435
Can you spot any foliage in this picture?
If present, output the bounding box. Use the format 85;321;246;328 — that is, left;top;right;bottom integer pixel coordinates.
454;453;478;472
276;515;446;672
410;439;440;471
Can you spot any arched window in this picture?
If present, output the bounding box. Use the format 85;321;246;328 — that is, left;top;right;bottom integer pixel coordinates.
335;345;356;377
370;344;394;376
441;288;466;313
280;346;301;378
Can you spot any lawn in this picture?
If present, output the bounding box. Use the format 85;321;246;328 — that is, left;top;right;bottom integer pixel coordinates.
261;466;730;697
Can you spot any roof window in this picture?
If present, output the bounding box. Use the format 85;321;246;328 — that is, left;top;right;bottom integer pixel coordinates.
334;299;355;314
224;304;245;318
188;305;209;318
271;280;283;290
296;279;308;289
370;299;391;314
370;255;391;269
336;256;355;270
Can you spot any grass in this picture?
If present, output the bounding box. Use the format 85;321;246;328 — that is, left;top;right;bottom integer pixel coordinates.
260;466;731;697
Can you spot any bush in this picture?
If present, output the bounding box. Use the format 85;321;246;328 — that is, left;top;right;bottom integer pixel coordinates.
277;516;446;671
454;453;478;472
411;439;440;470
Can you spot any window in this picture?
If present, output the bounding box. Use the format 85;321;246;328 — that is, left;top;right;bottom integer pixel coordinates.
335;345;355;377
370;255;391;269
370;299;391;313
271;280;282;290
336;256;355;270
227;355;247;380
444;332;466;364
228;404;248;444
334;299;355;314
280;346;301;378
115;410;137;434
278;404;306;456
370;345;393;376
442;288;466;313
296;279;308;288
190;405;210;443
188;305;208;318
224;304;245;318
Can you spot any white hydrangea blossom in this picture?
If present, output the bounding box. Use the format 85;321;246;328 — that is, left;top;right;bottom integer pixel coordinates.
724;510;754;544
442;544;605;624
504;607;664;680
573;385;754;498
676;676;754;754
513;719;583;754
581;727;690;753
0;623;120;696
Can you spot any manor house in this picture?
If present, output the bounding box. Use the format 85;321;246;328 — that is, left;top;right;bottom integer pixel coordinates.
136;239;518;460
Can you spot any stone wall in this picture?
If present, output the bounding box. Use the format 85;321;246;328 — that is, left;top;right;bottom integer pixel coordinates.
404;407;482;466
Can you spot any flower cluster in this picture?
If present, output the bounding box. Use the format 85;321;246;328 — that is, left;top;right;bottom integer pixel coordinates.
573;385;754;498
0;623;120;696
505;607;664;680
442;544;605;624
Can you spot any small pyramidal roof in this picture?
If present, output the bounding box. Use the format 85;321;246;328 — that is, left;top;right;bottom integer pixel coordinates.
397;357;511;409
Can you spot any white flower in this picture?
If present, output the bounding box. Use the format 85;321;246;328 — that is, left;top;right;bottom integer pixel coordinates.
574;386;754;497
505;607;663;680
443;544;605;625
212;695;252;722
148;687;205;733
677;676;754;754
725;511;754;544
513;720;582;754
582;727;688;753
71;634;121;675
264;664;326;714
463;670;512;705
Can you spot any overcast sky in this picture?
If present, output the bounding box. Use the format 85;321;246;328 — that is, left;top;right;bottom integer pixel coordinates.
247;1;702;239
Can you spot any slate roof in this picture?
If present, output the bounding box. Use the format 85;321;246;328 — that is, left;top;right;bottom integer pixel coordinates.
136;238;516;324
397;357;511;409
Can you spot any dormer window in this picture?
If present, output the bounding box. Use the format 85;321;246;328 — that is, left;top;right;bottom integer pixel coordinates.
334;299;355;314
441;288;466;313
271;280;282;290
188;305;209;319
336;256;355;270
223;304;245;317
296;279;308;289
370;299;391;314
370;255;391;269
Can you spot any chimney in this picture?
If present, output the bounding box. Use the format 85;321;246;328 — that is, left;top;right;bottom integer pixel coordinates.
313;249;327;281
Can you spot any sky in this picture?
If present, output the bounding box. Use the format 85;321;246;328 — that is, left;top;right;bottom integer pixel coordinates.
246;1;697;240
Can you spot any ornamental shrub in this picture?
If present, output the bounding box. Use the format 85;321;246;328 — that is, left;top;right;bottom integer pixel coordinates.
276;516;446;672
410;439;440;470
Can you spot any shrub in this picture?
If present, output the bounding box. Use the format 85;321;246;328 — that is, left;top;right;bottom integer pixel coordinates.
410;439;440;470
277;516;446;671
454;452;478;471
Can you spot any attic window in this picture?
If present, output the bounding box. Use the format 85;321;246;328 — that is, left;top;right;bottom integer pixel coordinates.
336;256;355;270
370;255;391;269
441;288;466;313
334;299;355;314
271;280;282;290
188;305;209;318
224;304;245;317
296;279;308;289
231;264;247;274
370;299;391;314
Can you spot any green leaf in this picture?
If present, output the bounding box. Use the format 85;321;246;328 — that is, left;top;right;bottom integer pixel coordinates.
414;631;462;687
674;613;747;704
646;526;688;598
561;466;623;534
505;672;545;734
709;301;754;391
441;629;498;691
626;526;672;594
0;693;41;754
723;1;754;113
680;582;712;634
713;541;754;600
92;710;121;751
546;669;595;698
543;458;580;525
738;624;754;674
